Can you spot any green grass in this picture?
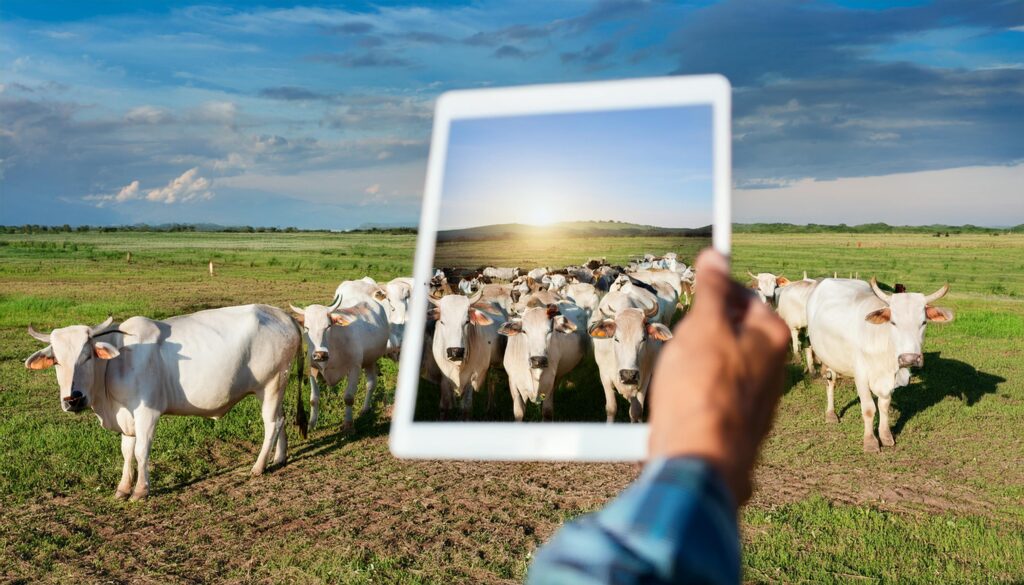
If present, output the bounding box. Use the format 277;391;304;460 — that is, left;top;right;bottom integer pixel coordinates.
0;231;1022;583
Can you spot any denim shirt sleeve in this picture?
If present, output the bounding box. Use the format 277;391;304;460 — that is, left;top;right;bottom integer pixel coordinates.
526;457;739;585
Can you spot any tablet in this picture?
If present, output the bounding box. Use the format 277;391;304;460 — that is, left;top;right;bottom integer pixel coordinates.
391;75;731;461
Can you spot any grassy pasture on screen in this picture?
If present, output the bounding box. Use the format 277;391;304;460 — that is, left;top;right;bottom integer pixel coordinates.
0;231;1022;583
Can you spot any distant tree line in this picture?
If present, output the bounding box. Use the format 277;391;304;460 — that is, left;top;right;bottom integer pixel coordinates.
0;224;418;235
1;222;1019;235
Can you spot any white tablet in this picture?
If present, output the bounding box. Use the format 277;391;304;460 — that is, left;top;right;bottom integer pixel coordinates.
391;75;731;461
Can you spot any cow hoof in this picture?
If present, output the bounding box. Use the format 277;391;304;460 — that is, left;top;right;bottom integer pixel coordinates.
129;490;148;502
114;489;131;500
862;437;880;453
251;465;265;477
880;433;895;447
358;406;372;417
825;411;839;424
341;421;354;435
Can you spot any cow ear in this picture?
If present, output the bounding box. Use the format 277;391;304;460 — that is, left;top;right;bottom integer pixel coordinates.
554;316;577;334
468;308;493;326
776;276;791;286
331;311;357;326
373;288;388;301
546;303;560;319
93;341;121;360
865;307;891;324
498;320;522;336
588;320;616;338
25;347;56;370
925;305;954;323
646;322;673;341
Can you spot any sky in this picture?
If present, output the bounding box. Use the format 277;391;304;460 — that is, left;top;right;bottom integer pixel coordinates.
0;0;1021;229
439;106;713;230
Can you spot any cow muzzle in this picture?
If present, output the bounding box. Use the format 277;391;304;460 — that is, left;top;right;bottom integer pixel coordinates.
312;350;330;363
529;356;549;370
619;369;640;386
898;353;923;368
62;390;88;413
446;347;466;362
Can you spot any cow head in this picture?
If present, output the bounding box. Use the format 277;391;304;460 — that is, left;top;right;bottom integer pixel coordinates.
24;317;124;413
375;281;412;359
290;296;366;364
498;302;576;372
427;290;495;364
865;278;953;369
588;305;671;388
747;271;790;303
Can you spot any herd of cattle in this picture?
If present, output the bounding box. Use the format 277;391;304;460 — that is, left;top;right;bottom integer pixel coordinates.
22;251;952;499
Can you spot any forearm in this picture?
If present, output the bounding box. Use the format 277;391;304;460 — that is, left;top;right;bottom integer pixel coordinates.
527;457;739;585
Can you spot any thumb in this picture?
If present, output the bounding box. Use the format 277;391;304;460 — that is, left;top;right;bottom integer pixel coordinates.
691;249;732;319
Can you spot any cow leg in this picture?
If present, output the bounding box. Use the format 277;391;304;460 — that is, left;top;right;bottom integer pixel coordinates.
439;380;453;421
602;378;618;423
115;434;135;500
130;409;159;501
460;384;474;421
512;387;526;422
877;393;895;447
855;375;879;453
789;328;801;357
308;364;322;430
359;363;379;417
629;392;646;423
824;369;839;423
486;371;497;418
253;382;285;475
541;384;555;422
341;366;360;434
804;345;816;375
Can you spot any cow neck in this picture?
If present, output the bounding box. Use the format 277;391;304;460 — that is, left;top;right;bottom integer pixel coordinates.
90;335;128;433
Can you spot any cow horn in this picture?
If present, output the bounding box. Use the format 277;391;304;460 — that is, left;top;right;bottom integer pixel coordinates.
747;270;757;280
924;283;949;304
427;294;441;306
643;300;659;319
869;277;892;303
89;316;115;337
467;289;483;304
289;304;305;315
328;294;342;312
27;325;51;343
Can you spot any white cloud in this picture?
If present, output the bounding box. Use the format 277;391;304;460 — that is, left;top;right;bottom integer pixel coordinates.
115;180;140;201
364;183;380;195
734;163;1024;226
146;168;214;204
189;101;238;124
124;105;173;124
212;152;249;171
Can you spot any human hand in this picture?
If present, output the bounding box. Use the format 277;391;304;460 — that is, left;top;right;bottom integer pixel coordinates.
648;249;790;505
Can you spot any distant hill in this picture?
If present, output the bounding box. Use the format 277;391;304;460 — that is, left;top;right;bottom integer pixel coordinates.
732;222;1016;235
437;221;711;242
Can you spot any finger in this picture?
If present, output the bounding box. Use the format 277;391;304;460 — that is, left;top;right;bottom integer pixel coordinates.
691;249;733;319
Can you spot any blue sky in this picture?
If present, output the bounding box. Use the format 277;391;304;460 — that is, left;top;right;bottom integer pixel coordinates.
0;0;1021;228
440;106;713;229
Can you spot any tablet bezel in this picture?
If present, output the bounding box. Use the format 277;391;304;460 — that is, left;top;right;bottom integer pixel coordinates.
390;75;731;461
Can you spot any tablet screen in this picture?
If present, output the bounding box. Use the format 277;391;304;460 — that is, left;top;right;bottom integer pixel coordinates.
415;104;714;424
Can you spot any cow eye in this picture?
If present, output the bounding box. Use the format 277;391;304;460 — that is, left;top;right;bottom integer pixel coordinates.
890;321;897;326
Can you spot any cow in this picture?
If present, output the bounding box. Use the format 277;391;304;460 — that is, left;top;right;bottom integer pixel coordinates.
458;277;481;295
527;267;550;281
588;293;673;422
806;278;953;452
428;290;508;419
609;275;676;325
585;257;607;270
563;282;603;321
748;271;791;304
23;307;305;501
290;293;389;432
498;300;589;421
483;266;521;281
543;273;568;292
775;277;821;373
370;276;414;360
480;282;515;313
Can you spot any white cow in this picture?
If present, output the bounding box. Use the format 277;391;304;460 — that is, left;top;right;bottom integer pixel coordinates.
290;294;389;432
483;266;521;281
498;300;589;421
609;275;676;325
24;306;304;501
527;267;550;281
371;276;415;360
748;271;791;304
428;291;507;419
806;278;953;452
458;277;481;295
543;273;568;292
775;277;821;373
563;282;603;321
588;292;673;422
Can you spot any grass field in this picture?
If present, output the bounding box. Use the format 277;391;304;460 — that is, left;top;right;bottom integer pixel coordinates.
1;231;1022;583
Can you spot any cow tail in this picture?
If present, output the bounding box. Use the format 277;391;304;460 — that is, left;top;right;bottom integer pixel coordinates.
292;318;308;439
